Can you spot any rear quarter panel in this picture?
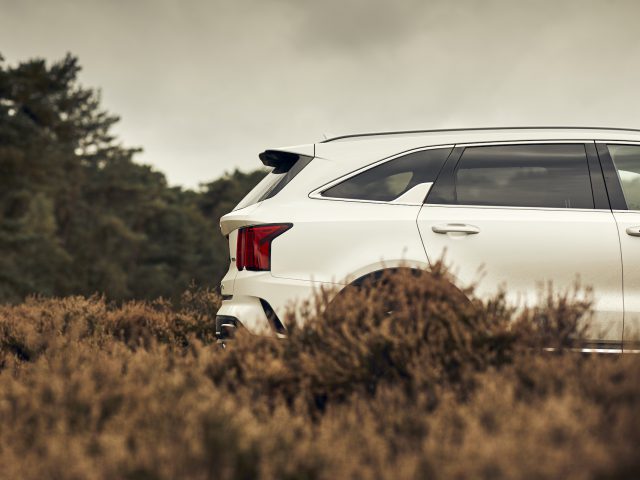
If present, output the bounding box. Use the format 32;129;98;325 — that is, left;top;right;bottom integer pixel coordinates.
269;198;429;284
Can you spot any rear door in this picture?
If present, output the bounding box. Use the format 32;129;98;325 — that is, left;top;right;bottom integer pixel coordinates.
597;143;640;349
417;142;623;346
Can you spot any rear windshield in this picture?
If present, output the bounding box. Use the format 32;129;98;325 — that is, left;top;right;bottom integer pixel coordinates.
233;155;312;211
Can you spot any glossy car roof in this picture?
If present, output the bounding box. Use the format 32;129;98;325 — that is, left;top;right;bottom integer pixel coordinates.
323;126;640;143
313;127;640;165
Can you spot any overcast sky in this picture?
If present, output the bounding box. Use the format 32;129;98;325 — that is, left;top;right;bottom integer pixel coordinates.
1;0;640;188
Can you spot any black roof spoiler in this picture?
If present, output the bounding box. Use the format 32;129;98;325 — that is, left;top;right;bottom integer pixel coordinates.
259;150;299;167
259;150;303;172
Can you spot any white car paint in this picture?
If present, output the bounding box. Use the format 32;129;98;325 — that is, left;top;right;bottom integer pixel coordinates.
217;127;640;350
613;210;640;343
417;204;623;342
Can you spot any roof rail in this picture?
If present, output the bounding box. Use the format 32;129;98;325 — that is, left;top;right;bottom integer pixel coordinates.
321;126;640;143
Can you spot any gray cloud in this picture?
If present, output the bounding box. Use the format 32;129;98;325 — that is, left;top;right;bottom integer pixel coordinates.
275;0;444;51
1;0;640;187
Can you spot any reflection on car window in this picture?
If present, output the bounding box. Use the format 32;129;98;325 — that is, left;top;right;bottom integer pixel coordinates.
451;144;594;209
322;148;451;202
607;144;640;211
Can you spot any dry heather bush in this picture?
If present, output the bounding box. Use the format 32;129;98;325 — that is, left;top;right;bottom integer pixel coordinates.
0;268;638;479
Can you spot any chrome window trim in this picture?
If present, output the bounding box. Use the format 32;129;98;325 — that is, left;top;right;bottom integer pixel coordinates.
453;139;592;147
310;139;632;208
308;144;455;204
595;140;640;146
543;347;624;354
427;140;601;211
422;204;612;213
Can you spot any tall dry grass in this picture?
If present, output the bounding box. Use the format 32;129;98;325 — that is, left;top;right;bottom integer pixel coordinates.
0;266;638;479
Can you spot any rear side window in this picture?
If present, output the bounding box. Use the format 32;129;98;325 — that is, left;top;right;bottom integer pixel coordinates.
607;144;640;210
321;147;452;202
234;155;312;211
430;144;594;209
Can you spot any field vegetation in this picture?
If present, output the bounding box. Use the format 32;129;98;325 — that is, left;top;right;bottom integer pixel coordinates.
0;267;638;479
1;52;639;480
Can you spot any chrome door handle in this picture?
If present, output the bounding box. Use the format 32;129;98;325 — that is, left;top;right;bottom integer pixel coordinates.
432;223;480;235
627;226;640;237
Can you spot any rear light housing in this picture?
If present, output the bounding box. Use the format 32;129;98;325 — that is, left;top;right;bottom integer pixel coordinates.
236;223;292;271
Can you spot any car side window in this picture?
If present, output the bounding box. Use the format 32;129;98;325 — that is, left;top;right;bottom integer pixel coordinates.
433;144;594;209
321;147;452;202
606;144;640;211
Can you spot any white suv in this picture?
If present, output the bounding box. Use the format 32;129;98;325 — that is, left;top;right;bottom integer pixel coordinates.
216;127;640;352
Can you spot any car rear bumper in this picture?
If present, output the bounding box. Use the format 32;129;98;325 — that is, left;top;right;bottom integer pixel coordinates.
216;272;339;336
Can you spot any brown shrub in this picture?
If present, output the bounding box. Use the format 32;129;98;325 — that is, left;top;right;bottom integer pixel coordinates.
0;266;638;479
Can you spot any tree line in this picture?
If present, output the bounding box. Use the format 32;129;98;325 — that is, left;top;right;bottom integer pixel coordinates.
0;53;265;302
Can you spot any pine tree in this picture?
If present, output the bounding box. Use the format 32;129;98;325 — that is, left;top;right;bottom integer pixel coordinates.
0;53;264;302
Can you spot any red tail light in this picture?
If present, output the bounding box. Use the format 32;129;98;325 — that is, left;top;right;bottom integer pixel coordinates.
236;223;292;271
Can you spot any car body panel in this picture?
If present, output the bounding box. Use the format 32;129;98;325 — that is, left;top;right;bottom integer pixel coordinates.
217;271;334;335
613;211;640;345
268;199;429;284
217;127;640;345
417;204;623;343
